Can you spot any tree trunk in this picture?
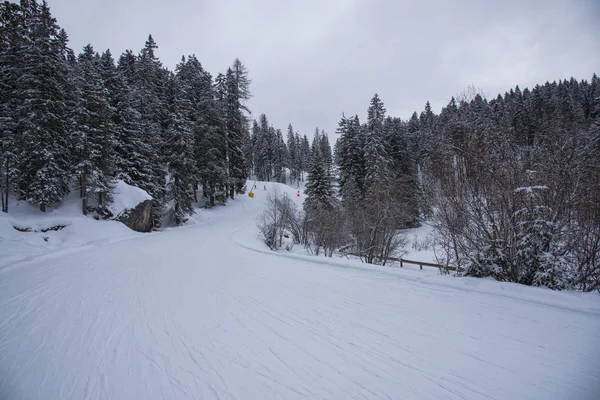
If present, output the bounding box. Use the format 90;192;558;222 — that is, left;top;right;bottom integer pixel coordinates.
81;173;88;215
1;158;8;213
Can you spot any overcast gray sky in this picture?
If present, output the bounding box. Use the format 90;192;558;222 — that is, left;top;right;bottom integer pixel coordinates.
49;0;599;137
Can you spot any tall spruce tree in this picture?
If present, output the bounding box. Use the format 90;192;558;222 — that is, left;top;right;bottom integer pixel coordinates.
14;0;72;211
337;114;365;201
318;129;333;183
300;134;311;181
113;50;155;195
224;66;247;197
304;131;333;213
286;124;298;185
165;65;196;224
0;0;25;212
173;54;213;203
273;128;287;183
134;35;168;222
73;44;116;215
363;94;392;193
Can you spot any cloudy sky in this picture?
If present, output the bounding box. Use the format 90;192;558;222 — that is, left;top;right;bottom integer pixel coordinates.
48;0;599;137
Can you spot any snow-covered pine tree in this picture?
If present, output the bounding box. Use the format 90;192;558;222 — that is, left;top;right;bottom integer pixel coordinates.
213;72;231;196
13;0;72;211
171;54;212;202
116;49;136;85
304;130;333;213
194;72;227;207
303;130;339;255
273;128;287;183
72;44;116;215
112;50;155;195
0;0;25;212
415;101;435;166
134;35;168;223
242;124;253;179
165;63;196;224
384;116;420;226
265;126;277;181
286;124;298;185
295;132;302;181
336;114;365;202
363;94;392;193
251;120;263;180
318;129;333;183
300;134;311;181
229;59;252;180
224;66;247;197
254;114;273;181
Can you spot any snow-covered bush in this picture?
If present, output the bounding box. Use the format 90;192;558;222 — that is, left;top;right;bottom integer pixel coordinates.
431;123;599;291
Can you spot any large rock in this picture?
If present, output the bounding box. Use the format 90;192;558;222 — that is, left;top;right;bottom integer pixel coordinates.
119;200;153;232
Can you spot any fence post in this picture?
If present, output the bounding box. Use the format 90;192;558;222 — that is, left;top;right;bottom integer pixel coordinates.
419;264;422;270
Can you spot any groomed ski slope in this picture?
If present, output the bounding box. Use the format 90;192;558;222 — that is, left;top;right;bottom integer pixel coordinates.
1;181;599;400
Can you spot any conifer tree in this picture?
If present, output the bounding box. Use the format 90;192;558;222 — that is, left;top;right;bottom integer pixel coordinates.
73;44;116;215
304;131;333;213
300;134;311;181
172;54;213;202
337;114;365;201
273;129;287;183
254;114;273;181
286;124;298;185
196;72;227;206
363;94;392;192
165;66;195;224
112;50;155;195
0;0;25;212
224;67;247;197
14;0;72;211
133;35;168;222
318;129;333;182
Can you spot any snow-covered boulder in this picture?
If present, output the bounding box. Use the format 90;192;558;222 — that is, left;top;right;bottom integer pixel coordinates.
108;181;153;232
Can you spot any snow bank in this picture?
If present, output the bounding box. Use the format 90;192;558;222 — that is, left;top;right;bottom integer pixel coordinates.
0;183;149;269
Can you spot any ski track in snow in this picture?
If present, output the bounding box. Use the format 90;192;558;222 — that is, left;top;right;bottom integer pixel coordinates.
1;182;599;400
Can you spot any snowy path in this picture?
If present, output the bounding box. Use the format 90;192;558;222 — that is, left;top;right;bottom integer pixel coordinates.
1;183;599;399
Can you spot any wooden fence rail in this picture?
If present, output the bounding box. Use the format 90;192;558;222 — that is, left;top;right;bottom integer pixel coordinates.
340;251;459;272
387;257;458;272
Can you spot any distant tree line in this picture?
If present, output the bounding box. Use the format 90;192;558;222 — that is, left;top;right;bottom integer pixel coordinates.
297;77;599;291
248;115;315;185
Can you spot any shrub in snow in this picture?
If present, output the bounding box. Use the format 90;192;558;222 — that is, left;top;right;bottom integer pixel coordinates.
433;157;597;290
256;187;305;250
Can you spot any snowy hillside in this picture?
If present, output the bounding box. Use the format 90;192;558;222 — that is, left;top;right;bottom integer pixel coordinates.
1;180;599;400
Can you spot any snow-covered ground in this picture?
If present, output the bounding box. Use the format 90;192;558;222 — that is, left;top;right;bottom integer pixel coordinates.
1;181;599;399
0;181;148;269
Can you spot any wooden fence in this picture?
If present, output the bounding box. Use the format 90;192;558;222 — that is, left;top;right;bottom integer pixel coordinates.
341;250;460;272
387;257;458;272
